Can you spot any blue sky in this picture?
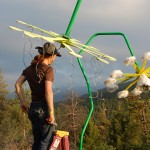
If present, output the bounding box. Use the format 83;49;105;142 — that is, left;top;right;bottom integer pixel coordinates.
0;0;150;96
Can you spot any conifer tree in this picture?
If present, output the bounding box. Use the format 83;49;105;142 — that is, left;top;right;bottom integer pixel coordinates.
108;99;144;150
0;69;8;104
55;91;87;149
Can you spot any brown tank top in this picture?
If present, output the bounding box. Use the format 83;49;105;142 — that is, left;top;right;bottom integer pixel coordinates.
22;63;54;102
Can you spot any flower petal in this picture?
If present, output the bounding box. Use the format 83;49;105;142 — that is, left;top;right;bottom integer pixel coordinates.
110;70;123;79
141;52;150;61
117;90;129;98
104;78;116;87
124;56;136;66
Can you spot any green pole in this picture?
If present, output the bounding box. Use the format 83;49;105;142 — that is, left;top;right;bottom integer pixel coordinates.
77;31;139;150
64;1;94;149
77;56;94;150
65;0;83;36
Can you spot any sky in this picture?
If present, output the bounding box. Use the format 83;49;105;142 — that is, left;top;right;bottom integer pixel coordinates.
0;0;150;97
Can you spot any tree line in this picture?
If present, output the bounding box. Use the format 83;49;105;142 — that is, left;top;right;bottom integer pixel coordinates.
0;69;150;150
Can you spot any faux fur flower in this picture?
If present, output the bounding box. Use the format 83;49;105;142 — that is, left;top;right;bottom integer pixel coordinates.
124;56;136;66
141;52;150;61
130;88;142;96
104;78;116;87
117;90;129;98
137;74;150;86
110;70;123;79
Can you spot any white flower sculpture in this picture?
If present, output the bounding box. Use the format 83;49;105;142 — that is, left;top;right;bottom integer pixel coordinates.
104;52;150;98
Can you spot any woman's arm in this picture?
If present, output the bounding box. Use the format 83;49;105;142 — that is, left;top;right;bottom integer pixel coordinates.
15;75;28;113
45;80;55;124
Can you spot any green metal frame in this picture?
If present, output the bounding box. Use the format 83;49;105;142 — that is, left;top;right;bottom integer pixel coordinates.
65;0;140;150
77;32;139;149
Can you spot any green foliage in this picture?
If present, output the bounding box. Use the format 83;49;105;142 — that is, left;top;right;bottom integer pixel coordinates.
0;69;32;149
83;119;99;150
94;100;111;143
108;99;146;150
1;67;150;149
0;99;32;150
0;69;8;100
55;92;88;149
83;118;115;150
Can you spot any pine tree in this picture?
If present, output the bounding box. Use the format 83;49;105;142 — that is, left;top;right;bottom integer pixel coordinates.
0;69;8;105
83;118;100;150
108;99;144;150
83;118;115;150
0;74;32;150
0;69;9;148
55;91;87;149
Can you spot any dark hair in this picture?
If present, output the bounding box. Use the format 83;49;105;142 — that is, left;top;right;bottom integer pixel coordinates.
31;53;51;66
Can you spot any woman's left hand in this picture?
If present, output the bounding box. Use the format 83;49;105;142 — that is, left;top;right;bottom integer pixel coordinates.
46;114;55;124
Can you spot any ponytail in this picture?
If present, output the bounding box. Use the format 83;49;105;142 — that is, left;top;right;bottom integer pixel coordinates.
31;53;52;66
31;54;44;65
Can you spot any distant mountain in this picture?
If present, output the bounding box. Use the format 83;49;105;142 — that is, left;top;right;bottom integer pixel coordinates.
54;86;88;102
6;82;150;103
6;86;88;102
80;81;131;100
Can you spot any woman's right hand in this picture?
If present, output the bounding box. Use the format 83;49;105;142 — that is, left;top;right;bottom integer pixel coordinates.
20;102;28;113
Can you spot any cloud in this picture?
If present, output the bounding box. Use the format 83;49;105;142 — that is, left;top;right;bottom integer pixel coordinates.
82;0;149;18
75;0;150;34
1;0;150;93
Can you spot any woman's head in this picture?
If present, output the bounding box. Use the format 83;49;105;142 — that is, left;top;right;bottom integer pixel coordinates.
39;42;61;57
31;42;61;65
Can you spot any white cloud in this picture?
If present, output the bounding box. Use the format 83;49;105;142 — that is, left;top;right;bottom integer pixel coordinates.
1;0;150;92
78;0;150;28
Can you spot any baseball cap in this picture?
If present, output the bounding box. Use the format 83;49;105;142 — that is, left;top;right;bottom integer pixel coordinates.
36;42;61;57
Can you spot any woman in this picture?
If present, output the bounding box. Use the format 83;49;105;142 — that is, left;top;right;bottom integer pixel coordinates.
15;42;61;150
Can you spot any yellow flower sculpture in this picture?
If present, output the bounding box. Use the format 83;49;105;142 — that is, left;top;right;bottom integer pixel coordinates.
104;52;150;98
9;20;116;64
